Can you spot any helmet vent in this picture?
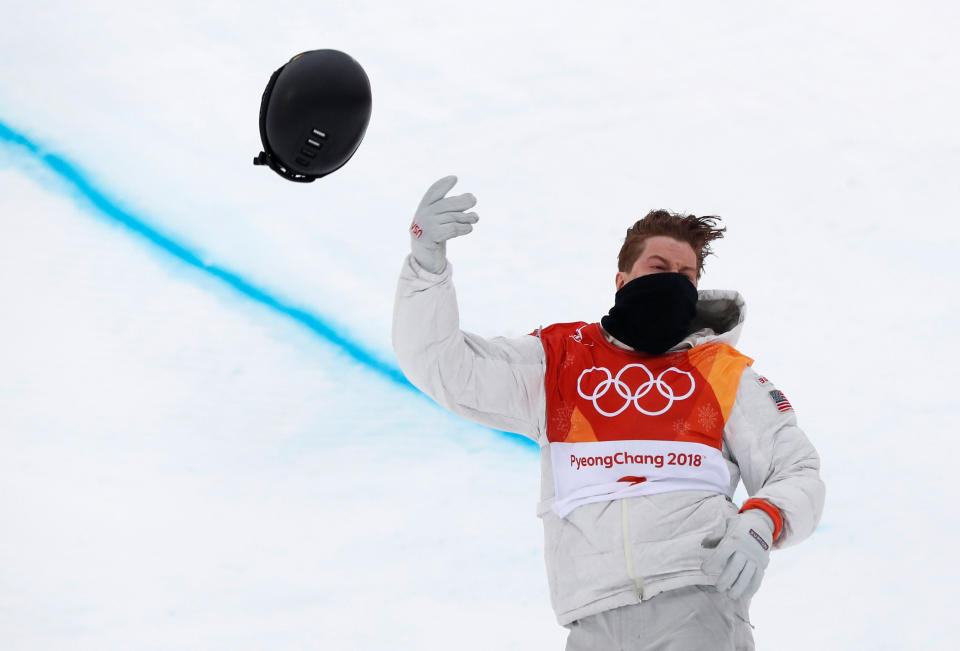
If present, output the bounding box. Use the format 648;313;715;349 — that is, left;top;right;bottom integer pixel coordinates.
295;129;327;169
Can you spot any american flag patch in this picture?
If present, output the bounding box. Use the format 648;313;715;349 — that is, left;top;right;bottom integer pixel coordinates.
768;390;793;413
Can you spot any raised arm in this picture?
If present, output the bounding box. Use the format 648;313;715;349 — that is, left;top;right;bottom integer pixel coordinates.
392;176;546;441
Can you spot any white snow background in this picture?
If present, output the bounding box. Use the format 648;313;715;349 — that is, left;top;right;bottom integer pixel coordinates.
1;1;958;649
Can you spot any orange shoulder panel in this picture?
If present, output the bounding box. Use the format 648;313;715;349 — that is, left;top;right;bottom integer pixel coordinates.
687;343;754;424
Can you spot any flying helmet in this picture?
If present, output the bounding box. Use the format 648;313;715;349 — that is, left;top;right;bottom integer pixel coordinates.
253;49;372;182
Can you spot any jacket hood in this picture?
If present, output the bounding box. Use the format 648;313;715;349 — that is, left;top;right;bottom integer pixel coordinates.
683;289;746;349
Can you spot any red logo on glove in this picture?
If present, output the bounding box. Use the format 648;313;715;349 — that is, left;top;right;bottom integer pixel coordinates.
410;222;424;239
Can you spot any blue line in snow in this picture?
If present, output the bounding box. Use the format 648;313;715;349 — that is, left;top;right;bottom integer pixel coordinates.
0;119;537;452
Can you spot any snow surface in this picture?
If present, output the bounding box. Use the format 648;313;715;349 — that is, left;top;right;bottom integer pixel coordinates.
1;1;958;648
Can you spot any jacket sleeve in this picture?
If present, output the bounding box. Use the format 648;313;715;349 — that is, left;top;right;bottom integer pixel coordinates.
723;365;826;549
391;254;546;442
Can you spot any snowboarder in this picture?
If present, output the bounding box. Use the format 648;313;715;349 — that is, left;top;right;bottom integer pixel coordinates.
392;175;825;650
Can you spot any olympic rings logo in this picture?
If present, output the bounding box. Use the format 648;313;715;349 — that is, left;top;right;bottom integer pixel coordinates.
576;364;696;417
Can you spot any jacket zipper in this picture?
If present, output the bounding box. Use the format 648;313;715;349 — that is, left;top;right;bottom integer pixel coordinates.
621;499;644;600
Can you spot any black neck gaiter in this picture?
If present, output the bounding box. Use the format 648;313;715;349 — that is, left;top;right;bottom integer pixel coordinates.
600;272;699;355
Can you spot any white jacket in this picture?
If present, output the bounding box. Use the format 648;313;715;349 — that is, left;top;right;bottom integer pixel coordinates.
392;254;825;625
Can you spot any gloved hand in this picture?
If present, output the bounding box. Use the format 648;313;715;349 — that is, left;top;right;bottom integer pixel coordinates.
409;175;479;274
701;509;774;600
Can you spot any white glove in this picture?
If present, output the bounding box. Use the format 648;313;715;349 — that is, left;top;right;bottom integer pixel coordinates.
701;509;774;600
409;175;479;274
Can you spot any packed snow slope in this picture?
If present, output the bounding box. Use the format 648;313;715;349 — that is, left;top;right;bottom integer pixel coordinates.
1;2;958;649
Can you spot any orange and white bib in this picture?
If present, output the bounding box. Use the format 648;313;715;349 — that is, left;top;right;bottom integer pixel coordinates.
539;322;754;518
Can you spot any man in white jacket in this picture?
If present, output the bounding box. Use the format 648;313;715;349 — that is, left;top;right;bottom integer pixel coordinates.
392;176;825;651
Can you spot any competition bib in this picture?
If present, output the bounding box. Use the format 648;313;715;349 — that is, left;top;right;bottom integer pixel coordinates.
537;322;753;518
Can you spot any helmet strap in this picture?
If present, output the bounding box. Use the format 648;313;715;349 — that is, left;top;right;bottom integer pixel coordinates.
252;63;318;183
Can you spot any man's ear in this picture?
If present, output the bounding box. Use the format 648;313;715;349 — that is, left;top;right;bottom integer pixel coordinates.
615;271;626;291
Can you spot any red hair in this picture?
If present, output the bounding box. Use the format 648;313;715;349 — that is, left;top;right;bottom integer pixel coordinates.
617;210;726;278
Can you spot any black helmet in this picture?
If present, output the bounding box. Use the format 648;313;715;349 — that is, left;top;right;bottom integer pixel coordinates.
253;49;372;182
